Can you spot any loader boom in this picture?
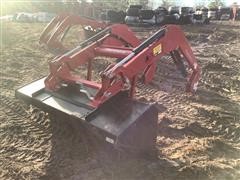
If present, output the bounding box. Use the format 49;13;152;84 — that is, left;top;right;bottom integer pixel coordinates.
44;24;200;108
39;13;107;54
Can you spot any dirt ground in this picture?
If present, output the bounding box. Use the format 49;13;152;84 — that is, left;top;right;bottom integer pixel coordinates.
0;21;240;180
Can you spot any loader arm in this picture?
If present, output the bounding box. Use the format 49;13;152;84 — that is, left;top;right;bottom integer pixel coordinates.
44;24;200;108
44;24;140;91
39;13;107;54
94;25;201;106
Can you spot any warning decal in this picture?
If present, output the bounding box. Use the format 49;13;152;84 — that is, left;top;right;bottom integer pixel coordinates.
153;44;162;56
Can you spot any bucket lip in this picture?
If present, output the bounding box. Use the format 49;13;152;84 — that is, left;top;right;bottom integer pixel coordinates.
15;77;92;119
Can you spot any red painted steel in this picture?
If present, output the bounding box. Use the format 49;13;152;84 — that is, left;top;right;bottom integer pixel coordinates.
39;13;107;52
94;46;132;58
44;24;200;108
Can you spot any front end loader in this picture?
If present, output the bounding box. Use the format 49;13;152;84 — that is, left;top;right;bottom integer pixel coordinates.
16;24;200;153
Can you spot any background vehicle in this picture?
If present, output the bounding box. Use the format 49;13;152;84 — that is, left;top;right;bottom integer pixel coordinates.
33;12;56;22
179;7;195;24
218;7;232;20
106;10;126;23
13;12;34;22
139;9;156;25
125;5;161;26
237;9;240;20
208;8;218;20
168;6;181;15
154;6;168;24
125;5;142;25
166;6;181;24
194;7;210;24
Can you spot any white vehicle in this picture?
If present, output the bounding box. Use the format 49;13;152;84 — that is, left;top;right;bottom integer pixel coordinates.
15;12;34;22
34;12;55;22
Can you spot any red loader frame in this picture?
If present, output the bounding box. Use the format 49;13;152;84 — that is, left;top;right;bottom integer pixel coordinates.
44;24;200;108
39;13;107;53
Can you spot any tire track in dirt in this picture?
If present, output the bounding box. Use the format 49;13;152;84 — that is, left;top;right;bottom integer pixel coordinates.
0;94;52;179
0;22;53;179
